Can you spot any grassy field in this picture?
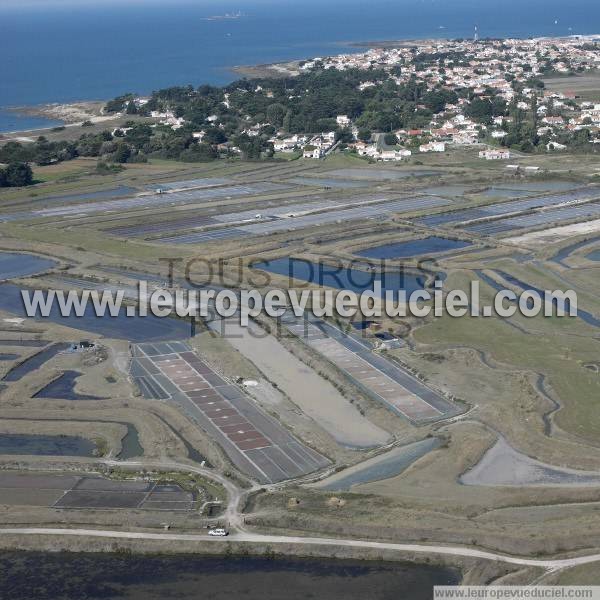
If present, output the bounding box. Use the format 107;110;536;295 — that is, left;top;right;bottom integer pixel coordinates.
543;71;600;102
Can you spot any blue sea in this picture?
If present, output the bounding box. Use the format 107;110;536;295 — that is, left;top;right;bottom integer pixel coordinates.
1;0;599;132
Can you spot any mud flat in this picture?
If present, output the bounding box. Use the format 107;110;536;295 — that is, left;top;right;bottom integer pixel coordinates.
312;438;441;491
217;319;391;449
231;60;302;79
461;437;600;487
504;219;600;246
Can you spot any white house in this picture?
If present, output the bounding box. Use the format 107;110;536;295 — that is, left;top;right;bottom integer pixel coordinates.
336;115;351;126
112;127;133;136
479;149;511;160
353;142;374;156
273;139;297;152
378;149;411;161
162;116;185;130
303;145;324;159
150;110;173;119
453;134;478;145
420;142;446;153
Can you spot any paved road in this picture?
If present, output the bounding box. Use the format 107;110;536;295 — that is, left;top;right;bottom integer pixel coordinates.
5;460;599;573
96;460;600;572
1;526;599;572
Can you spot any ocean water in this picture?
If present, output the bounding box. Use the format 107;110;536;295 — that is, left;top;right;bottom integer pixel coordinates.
1;0;599;132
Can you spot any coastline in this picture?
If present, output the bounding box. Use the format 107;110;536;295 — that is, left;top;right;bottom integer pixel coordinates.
0;35;445;131
349;38;448;48
1;31;589;139
230;37;455;80
0;101;137;142
231;59;303;80
9;100;106;124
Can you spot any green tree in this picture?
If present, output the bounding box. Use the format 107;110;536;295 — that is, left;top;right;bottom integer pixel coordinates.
266;103;287;128
179;143;218;162
203;127;226;145
104;93;135;113
113;143;132;163
3;162;33;187
357;128;372;142
384;133;398;146
126;101;138;115
466;98;494;123
336;128;354;144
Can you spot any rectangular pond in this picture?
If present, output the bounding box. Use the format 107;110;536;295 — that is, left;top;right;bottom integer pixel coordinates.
31;186;136;205
498;181;579;192
0;434;96;457
0;284;192;342
286;177;371;189
0;252;56;281
355;237;471;259
253;257;428;297
323;168;440;181
479;188;534;199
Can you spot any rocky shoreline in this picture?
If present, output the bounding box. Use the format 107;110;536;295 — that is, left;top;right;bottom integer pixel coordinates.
8;100;106;125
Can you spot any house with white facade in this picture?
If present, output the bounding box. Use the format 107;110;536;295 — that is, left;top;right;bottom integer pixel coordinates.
419;142;446;153
303;145;324;159
378;149;412;161
479;149;511;160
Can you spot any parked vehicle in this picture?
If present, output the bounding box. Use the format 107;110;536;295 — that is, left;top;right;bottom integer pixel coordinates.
208;527;229;537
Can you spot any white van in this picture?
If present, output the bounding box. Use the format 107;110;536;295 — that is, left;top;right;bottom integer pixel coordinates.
208;528;229;537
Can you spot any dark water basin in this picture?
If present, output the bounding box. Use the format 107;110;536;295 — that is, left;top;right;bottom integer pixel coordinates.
0;284;191;342
355;237;471;259
36;186;136;204
320;438;441;491
117;423;144;460
0;434;96;457
253;257;428;297
587;249;600;262
0;252;56;280
2;343;69;382
33;370;105;400
0;551;459;600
